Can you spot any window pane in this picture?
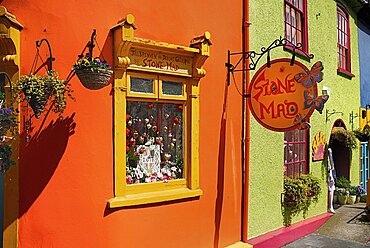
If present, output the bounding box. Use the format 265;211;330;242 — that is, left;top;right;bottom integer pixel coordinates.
162;81;183;96
130;77;154;94
126;101;184;184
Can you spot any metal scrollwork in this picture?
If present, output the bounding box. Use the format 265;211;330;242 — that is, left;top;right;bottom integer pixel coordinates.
226;37;314;86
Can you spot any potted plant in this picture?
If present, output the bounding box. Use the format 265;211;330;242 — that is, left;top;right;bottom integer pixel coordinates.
335;176;351;190
356;185;365;203
15;70;73;118
347;186;357;205
330;129;358;150
73;56;113;90
336;188;348;205
353;128;370;142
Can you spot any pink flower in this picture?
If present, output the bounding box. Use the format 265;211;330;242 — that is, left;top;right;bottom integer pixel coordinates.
126;128;130;137
147;103;154;109
126;114;131;121
126;175;133;184
126;146;130;152
173;117;179;124
177;105;183;111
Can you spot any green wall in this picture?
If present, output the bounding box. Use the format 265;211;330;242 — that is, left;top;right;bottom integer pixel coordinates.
248;0;361;239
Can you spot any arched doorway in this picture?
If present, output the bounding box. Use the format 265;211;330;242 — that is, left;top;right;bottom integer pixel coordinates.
329;119;350;180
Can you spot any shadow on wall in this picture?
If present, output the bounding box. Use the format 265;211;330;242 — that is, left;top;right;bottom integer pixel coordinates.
16;113;76;222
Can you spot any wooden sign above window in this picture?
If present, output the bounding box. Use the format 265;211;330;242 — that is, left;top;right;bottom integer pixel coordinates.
129;48;193;76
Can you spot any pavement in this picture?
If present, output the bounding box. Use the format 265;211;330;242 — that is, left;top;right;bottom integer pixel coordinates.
283;202;370;247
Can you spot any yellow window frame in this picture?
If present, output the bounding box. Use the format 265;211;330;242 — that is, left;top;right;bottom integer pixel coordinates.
110;71;202;208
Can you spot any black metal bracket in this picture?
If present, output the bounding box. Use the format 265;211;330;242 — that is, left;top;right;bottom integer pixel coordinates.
225;37;314;87
36;38;55;71
349;111;359;130
326;109;344;123
0;72;13;94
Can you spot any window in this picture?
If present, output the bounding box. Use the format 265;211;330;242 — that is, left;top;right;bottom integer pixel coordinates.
337;4;351;73
284;0;308;52
110;71;202;207
284;129;308;178
126;73;186;185
110;18;210;208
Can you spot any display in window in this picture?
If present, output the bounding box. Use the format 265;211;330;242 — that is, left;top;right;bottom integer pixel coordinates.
126;101;184;184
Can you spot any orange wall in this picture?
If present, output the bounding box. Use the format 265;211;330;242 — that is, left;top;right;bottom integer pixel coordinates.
2;1;243;247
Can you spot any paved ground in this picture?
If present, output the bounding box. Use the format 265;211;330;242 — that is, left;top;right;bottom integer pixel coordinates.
283;203;370;247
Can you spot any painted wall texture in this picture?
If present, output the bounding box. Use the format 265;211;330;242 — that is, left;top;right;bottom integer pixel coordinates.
248;0;361;239
358;20;370;108
1;1;244;247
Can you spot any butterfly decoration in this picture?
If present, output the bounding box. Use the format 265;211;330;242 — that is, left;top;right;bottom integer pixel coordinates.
294;61;323;88
294;113;311;130
303;90;329;114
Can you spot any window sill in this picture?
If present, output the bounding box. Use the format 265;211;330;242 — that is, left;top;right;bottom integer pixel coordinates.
337;68;355;78
108;188;203;208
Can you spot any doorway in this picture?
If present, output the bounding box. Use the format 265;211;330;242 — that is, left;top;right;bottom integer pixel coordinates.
329;120;350;180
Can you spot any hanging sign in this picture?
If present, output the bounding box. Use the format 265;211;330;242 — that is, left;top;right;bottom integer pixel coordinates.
248;58;328;132
312;131;326;161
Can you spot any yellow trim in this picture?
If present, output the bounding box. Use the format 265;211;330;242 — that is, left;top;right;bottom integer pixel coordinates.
108;188;202;208
0;6;22;248
111;14;210;208
126;179;186;194
225;242;254;248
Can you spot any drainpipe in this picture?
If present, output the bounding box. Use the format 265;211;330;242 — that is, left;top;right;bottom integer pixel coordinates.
242;0;250;242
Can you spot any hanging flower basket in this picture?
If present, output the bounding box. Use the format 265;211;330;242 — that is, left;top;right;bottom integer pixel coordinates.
73;57;112;90
16;71;73;119
75;68;113;90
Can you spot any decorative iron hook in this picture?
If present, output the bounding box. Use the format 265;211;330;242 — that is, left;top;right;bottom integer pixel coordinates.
36;38;55;71
326;109;343;123
88;29;97;59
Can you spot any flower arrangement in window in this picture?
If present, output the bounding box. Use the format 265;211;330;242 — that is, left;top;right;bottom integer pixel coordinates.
15;71;73;118
0;92;17;173
125;102;184;184
73;55;113;90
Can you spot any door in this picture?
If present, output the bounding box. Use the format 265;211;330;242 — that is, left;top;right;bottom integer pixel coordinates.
360;142;369;192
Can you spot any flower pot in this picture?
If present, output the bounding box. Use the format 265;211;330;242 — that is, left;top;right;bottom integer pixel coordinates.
347;195;356;205
338;195;348;205
75;69;113;90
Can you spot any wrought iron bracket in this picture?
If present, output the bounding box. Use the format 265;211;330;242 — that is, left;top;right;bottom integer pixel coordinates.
225;36;314;87
349;111;359;130
0;72;13;94
36;38;55;71
88;29;97;58
326;109;343;123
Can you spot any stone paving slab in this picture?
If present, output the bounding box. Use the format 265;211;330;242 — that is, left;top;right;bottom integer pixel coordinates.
283;203;370;247
283;233;370;248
